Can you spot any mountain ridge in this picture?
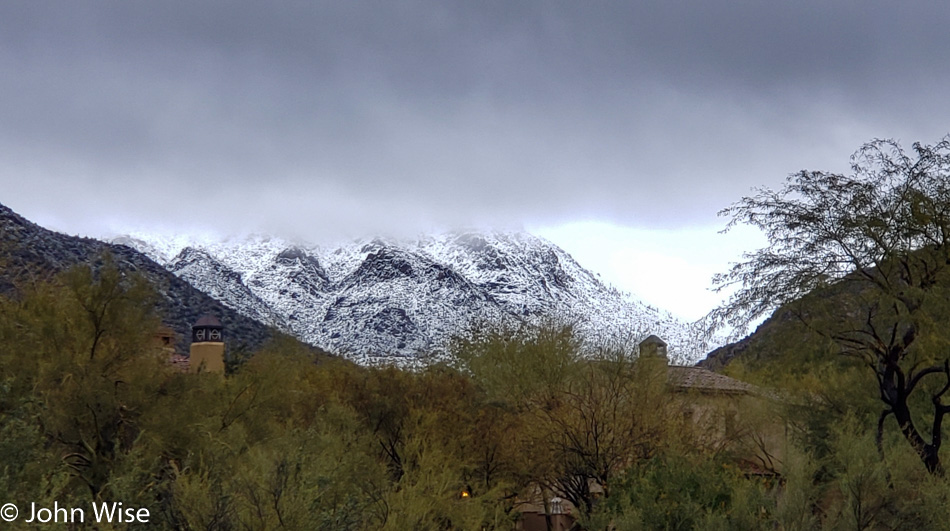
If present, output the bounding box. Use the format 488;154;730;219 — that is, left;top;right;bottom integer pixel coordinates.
119;229;712;365
0;203;286;355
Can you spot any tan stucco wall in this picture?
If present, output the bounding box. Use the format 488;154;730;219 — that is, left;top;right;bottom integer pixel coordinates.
189;342;225;373
675;391;785;474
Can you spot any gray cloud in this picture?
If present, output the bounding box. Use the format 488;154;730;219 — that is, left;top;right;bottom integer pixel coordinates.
2;1;950;240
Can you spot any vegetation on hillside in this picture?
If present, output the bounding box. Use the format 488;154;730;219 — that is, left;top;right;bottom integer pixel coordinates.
3;256;950;529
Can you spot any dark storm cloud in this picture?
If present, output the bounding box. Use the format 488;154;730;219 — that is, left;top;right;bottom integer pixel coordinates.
2;1;949;238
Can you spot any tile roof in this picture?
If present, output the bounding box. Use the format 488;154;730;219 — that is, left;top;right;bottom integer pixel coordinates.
195;315;222;327
169;353;190;372
668;366;755;394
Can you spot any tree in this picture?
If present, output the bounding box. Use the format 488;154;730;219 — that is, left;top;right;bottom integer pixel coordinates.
525;347;674;514
452;323;674;516
711;137;950;474
0;255;173;500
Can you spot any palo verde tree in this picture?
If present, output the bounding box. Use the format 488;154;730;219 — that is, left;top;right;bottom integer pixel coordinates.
710;137;950;474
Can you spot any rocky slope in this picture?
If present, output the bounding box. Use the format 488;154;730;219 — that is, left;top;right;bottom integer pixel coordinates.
119;231;710;365
0;203;282;354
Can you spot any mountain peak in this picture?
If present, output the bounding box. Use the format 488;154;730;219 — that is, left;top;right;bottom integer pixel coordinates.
120;229;710;364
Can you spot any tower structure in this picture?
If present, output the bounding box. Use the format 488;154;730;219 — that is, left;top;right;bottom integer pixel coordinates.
638;334;669;362
189;315;225;373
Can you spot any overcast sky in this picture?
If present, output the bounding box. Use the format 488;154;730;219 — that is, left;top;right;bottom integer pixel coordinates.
2;2;950;319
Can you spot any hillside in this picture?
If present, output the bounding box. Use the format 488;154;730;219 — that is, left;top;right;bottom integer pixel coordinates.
0;203;282;354
699;253;950;372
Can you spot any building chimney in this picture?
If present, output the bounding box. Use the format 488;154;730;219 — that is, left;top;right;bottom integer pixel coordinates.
638;334;669;364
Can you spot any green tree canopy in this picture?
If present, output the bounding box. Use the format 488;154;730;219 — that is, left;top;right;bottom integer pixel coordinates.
712;137;950;474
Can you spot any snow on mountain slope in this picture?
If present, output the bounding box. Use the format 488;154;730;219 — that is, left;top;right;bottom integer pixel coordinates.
118;230;708;365
166;246;291;331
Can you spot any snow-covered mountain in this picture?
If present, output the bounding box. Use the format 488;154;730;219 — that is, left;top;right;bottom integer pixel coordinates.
115;231;709;365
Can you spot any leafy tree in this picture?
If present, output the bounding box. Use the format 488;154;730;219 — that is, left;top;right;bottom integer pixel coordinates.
452;321;580;405
0;255;170;501
583;452;774;531
452;324;675;517
711;137;950;474
536;349;672;514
